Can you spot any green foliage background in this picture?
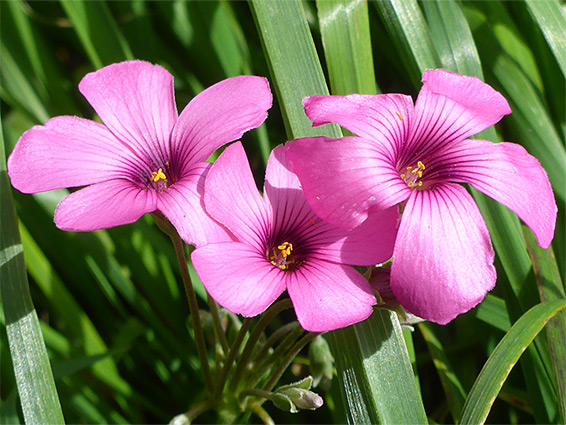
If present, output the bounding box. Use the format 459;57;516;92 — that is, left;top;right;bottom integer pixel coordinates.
1;0;564;423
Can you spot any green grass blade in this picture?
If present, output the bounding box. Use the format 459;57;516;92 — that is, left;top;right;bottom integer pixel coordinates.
524;0;566;79
1;118;64;424
316;0;377;95
329;310;427;424
472;294;511;332
250;0;340;139
373;0;440;85
59;0;133;69
419;323;467;423
523;227;566;424
460;300;566;425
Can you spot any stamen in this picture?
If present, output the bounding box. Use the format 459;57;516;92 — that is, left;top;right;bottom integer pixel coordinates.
401;161;426;189
269;241;300;271
396;111;403;121
152;168;167;183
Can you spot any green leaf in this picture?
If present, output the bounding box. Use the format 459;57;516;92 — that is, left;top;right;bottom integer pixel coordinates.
373;0;440;85
59;0;133;69
460;300;566;425
523;226;566;424
524;0;566;79
316;0;378;95
419;322;466;423
250;0;341;139
1;113;64;424
329;310;427;424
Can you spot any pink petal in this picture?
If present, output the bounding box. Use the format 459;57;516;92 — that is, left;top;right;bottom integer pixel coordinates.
285;136;409;229
287;259;376;332
204;142;271;247
443;140;557;248
391;184;496;325
7;116;141;193
79;61;177;163
307;207;399;266
157;163;234;247
192;242;287;317
264;145;318;240
55;179;157;231
303;93;414;152
170;75;272;169
410;70;511;155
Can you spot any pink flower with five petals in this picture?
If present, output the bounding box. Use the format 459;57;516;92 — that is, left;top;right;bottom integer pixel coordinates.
8;60;272;246
192;142;398;332
286;69;557;325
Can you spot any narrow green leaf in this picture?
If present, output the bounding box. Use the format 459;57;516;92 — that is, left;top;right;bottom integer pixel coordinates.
250;0;341;139
1;117;64;424
524;0;566;79
523;226;566;424
316;0;378;95
329;310;427;424
59;0;133;69
373;0;440;85
472;294;511;332
419;323;467;423
460;300;566;425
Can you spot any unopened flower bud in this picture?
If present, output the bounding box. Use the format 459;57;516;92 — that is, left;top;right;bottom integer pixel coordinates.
272;376;324;413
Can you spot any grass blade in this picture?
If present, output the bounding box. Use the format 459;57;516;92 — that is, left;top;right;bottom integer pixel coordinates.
460;300;566;425
524;0;566;79
316;0;377;95
329;310;427;424
1;116;64;424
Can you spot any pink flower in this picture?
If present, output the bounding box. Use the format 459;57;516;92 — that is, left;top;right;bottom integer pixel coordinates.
191;142;398;332
8;60;272;246
286;69;557;325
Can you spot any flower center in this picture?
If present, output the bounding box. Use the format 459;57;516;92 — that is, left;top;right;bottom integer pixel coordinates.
400;160;426;189
150;164;170;193
269;241;302;272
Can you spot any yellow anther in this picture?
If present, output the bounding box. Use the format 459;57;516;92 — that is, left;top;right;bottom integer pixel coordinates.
277;242;293;257
152;168;167;183
406;166;413;171
396;111;403;121
418;181;423;187
417;161;425;170
417;171;423;178
400;173;406;179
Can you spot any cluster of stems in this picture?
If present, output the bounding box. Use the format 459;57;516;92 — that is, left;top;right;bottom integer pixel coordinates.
153;213;319;424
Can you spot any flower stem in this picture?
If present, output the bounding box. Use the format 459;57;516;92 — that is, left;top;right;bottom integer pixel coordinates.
207;293;230;357
240;388;273;400
262;331;320;393
214;317;252;399
249;401;275;425
185;399;214;423
169;230;214;396
229;299;293;392
245;325;304;390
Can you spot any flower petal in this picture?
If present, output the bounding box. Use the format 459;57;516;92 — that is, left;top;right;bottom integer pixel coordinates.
157;163;234;247
79;60;177;164
391;184;496;325
442;139;557;248
204;142;271;247
287;259;376;332
8;116;141;193
286;136;408;229
303;93;413;152
55;179;157;231
409;69;511;156
307;207;399;266
264;145;318;241
171;75;272;169
192;242;286;317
